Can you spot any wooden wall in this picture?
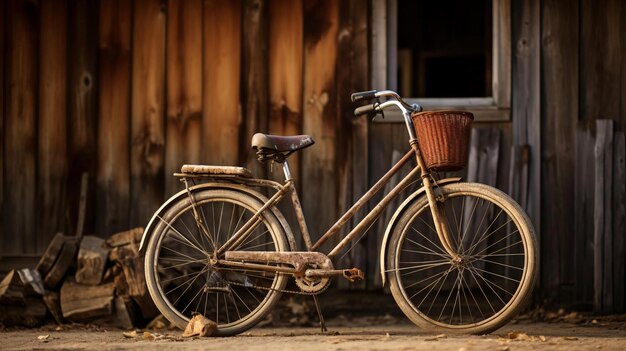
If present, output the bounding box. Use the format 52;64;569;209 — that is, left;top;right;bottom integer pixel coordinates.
0;0;368;257
2;0;626;310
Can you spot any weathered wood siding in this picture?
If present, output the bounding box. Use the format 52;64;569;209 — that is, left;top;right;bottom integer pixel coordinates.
1;0;626;311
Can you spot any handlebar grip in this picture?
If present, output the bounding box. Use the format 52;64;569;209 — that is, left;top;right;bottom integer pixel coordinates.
351;90;378;102
354;104;377;117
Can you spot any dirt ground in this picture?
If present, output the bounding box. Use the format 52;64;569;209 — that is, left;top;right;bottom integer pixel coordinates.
2;315;626;351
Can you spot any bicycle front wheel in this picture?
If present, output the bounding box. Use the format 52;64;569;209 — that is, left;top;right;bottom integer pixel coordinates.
387;182;537;334
144;189;289;336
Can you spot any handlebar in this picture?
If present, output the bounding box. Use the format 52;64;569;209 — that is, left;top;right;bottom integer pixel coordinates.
352;89;422;141
352;89;423;118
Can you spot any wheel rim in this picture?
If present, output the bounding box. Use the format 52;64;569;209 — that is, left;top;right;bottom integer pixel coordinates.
393;189;531;329
152;196;284;328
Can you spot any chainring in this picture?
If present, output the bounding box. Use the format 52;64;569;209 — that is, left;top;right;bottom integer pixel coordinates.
293;274;331;294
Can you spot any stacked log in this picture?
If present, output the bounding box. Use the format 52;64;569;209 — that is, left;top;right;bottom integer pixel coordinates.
0;227;157;328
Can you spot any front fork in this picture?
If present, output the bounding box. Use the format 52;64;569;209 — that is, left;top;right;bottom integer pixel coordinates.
410;142;459;261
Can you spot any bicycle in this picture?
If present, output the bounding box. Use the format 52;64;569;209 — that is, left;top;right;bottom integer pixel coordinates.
139;90;537;336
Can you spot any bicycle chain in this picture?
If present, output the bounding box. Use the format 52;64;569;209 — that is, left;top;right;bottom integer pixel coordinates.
223;273;331;296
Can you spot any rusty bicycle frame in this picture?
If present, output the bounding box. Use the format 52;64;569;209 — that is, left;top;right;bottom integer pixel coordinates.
206;90;459;275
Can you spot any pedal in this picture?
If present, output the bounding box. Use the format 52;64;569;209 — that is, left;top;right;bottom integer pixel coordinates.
342;268;364;283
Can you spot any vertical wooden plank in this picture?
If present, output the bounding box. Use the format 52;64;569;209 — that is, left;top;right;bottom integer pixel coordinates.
5;0;39;254
580;0;622;126
165;0;202;196
67;0;98;237
574;128;595;306
38;0;67;250
302;0;339;245
348;0;371;288
512;0;541;283
466;128;501;186
240;0;269;176
613;132;625;312
267;0;303;248
202;0;241;165
540;0;579;299
335;0;369;288
97;0;131;236
0;0;5;249
594;119;613;313
130;0;166;228
268;0;303;182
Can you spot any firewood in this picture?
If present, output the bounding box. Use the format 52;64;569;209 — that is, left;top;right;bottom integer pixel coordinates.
106;227;143;249
0;297;47;327
44;237;79;290
110;245;158;319
43;291;64;324
115;296;138;329
60;280;115;321
75;235;110;285
36;233;65;278
0;270;25;304
17;268;45;296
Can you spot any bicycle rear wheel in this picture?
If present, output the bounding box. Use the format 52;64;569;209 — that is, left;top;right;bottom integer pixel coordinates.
387;183;537;334
144;189;289;336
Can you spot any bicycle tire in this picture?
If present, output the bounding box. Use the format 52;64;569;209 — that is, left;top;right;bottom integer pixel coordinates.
387;182;537;334
144;189;289;336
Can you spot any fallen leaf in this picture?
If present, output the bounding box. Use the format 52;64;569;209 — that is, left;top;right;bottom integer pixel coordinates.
183;314;217;337
507;332;532;341
123;331;139;338
539;335;547;342
425;334;447;341
563;337;578;341
37;335;50;340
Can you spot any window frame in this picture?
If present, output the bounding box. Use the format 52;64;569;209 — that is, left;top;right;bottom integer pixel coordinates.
372;0;511;122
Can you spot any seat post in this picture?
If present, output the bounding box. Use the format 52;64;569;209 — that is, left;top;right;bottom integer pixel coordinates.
282;161;293;181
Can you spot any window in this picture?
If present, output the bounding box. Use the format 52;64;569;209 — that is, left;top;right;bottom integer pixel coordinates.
372;0;510;122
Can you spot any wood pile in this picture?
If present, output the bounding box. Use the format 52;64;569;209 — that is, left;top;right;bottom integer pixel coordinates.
0;228;158;328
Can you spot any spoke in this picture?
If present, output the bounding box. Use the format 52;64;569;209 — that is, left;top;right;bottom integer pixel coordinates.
230;287;252;313
235;229;271;251
217;202;225;246
466;264;496;315
466;213;509;256
223;293;230;324
470;264;521;284
409;227;450;257
438;269;461;322
196;202;218;251
402;248;450;257
471;229;519;258
417;266;454;309
406;237;449;258
451;196;463;251
458;271;475;322
460;268;484;321
426;266;454;316
461;198;490;254
161;267;209;284
407;268;450;297
157;216;208;256
179;214;210;253
171;266;210;305
160;245;205;263
449;272;463;324
238;241;273;251
164;231;210;256
466;264;509;305
472;257;524;271
386;259;450;272
246;287;262;305
181;281;206;315
460;197;480;250
158;257;206;270
400;263;450;277
227;203;237;245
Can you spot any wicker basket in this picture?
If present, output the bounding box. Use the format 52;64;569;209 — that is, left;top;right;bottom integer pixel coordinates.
411;110;474;172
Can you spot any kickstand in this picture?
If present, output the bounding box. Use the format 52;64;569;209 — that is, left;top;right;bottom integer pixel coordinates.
312;294;327;333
